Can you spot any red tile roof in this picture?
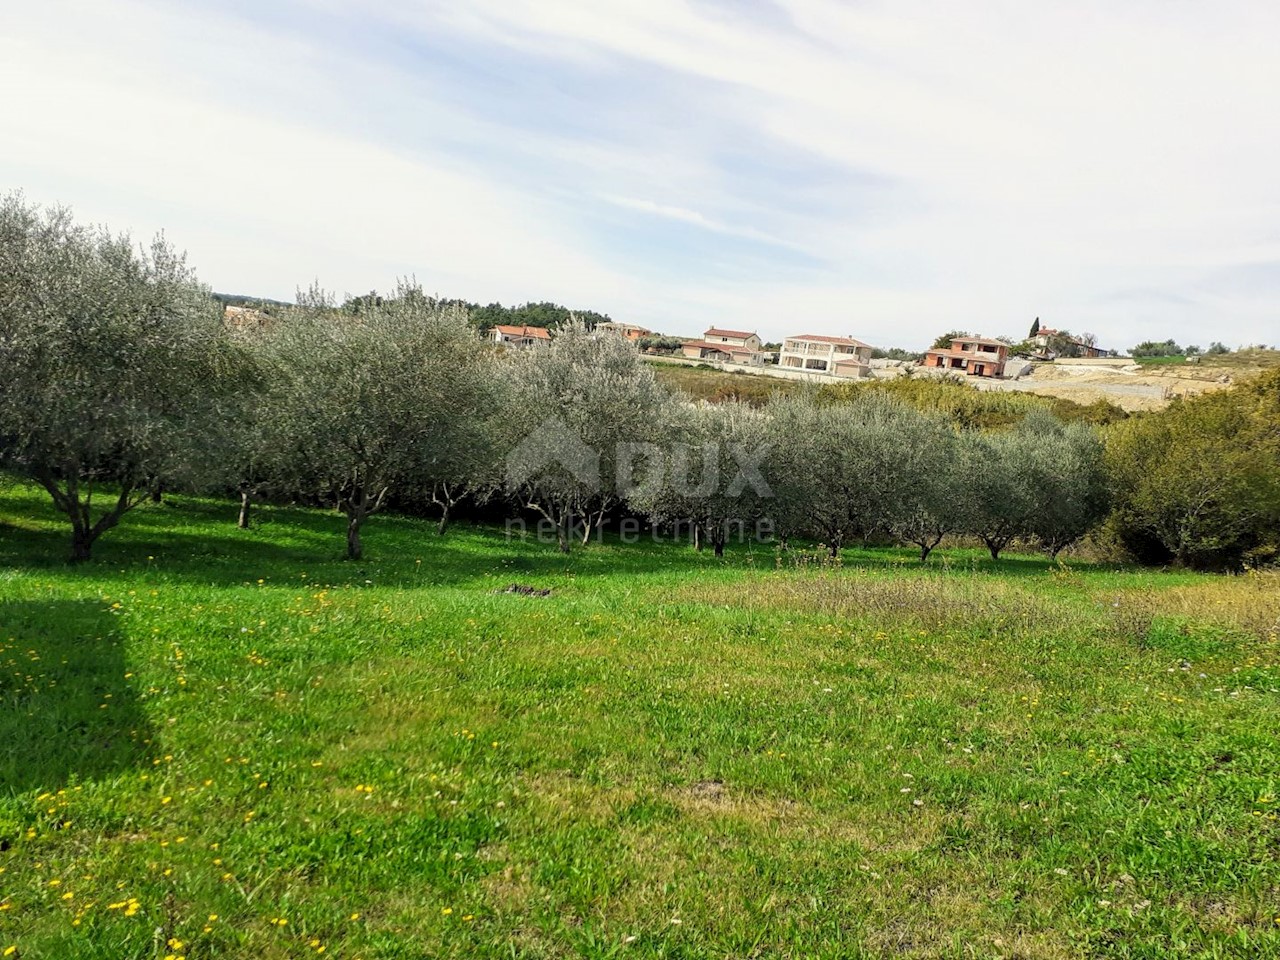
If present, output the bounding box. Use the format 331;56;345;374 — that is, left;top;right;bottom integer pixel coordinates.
704;328;757;339
493;324;551;339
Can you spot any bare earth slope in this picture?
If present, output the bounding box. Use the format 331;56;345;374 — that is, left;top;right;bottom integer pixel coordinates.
992;351;1280;411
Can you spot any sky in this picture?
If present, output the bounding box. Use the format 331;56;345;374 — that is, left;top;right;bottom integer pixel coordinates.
3;0;1280;350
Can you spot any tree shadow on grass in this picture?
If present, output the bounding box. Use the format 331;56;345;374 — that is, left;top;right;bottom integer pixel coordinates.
0;600;153;795
0;484;1107;590
1;494;747;589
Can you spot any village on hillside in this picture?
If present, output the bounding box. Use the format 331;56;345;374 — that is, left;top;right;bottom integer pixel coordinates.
228;299;1267;413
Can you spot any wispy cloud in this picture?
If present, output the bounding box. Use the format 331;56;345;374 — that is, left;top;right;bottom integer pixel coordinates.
600;195;812;253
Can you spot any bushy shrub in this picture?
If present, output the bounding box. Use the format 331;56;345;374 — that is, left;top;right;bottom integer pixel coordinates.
1105;371;1280;569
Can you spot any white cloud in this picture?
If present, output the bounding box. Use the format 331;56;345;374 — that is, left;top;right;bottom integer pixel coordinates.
3;0;1279;348
0;0;640;307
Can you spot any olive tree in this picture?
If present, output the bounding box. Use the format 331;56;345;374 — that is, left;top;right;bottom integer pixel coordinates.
424;374;511;536
888;424;967;562
504;320;674;551
768;393;939;557
222;322;279;530
1024;415;1109;559
0;196;246;561
628;401;774;556
961;423;1040;561
261;283;492;560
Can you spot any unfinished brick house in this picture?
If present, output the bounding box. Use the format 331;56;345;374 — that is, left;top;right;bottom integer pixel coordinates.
924;335;1008;377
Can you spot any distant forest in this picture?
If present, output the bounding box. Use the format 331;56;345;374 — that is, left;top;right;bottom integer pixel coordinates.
214;291;611;332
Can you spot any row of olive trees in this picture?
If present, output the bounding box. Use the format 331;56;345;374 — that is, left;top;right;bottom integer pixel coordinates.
625;394;1107;561
0;196;1109;563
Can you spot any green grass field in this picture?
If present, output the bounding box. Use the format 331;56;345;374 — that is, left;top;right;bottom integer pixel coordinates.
1134;350;1280;372
646;359;795;406
1;482;1278;959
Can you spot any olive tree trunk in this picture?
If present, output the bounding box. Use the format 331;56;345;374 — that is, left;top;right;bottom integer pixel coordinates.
340;484;389;561
35;469;144;564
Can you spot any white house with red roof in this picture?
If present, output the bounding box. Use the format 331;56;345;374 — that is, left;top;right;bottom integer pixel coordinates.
779;334;874;378
491;324;551;348
680;326;764;365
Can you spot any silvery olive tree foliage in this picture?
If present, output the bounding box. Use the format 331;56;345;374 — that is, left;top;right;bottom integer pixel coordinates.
957;411;1103;562
505;319;674;551
257;282;496;560
0;195;249;561
887;422;968;562
425;350;513;537
1023;413;1110;559
221;311;280;530
767;393;943;557
961;428;1035;561
958;412;1110;561
628;400;773;556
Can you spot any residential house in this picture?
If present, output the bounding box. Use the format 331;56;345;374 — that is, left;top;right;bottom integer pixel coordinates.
491;324;551;348
595;321;652;342
680;326;764;365
778;334;874;378
701;327;762;351
1032;328;1109;359
924;335;1008;377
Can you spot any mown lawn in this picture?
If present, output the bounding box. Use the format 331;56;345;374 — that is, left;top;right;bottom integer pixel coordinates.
1;482;1278;959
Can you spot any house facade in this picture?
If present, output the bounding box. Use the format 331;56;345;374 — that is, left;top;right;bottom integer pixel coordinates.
1032;328;1109;359
491;324;551;348
924;336;1008;377
596;321;652;342
778;334;874;378
702;328;762;351
680;327;764;365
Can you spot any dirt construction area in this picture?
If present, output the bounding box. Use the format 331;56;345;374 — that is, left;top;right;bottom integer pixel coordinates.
972;353;1279;411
